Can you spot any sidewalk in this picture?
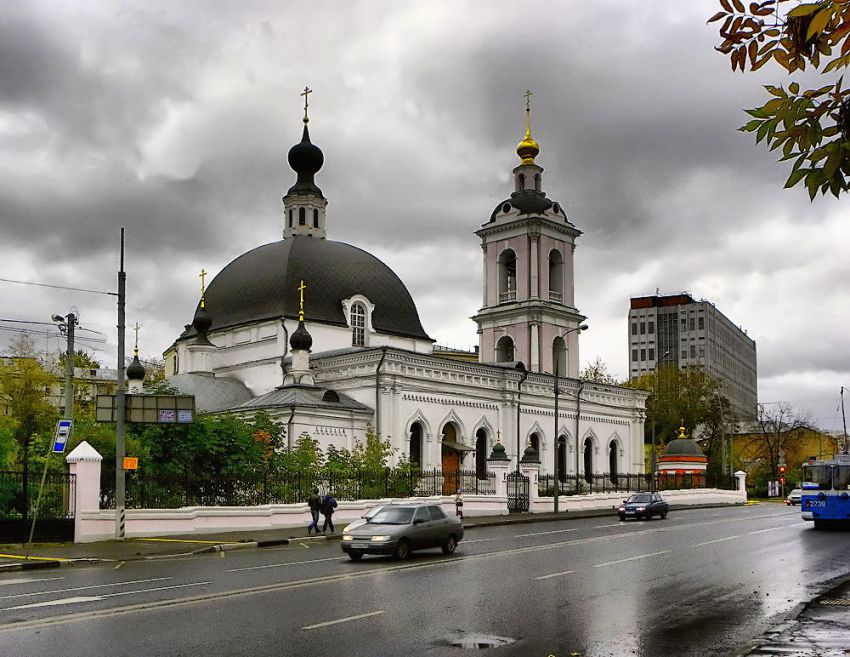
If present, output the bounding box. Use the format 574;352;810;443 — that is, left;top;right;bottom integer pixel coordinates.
0;502;744;571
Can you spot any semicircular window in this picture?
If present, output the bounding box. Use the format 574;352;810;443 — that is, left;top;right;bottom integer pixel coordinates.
322;390;340;403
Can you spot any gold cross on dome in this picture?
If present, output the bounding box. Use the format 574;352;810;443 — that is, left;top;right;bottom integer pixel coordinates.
298;279;307;321
301;86;312;124
524;89;533;112
199;268;207;308
133;322;141;355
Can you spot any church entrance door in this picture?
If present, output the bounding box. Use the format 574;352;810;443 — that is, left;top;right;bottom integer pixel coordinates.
441;444;460;495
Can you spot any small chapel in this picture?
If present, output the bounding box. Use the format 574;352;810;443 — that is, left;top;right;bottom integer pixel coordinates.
163;90;647;480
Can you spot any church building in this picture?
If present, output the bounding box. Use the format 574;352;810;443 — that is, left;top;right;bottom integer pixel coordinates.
163;92;647;479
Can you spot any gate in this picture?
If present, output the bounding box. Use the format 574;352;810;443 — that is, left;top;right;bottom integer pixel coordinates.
0;471;76;543
506;471;529;513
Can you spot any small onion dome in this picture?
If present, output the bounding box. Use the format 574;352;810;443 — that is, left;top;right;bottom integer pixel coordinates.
663;426;705;457
521;441;540;463
287;125;324;194
488;440;509;461
289;320;313;351
193;305;212;334
126;353;146;381
516;129;540;165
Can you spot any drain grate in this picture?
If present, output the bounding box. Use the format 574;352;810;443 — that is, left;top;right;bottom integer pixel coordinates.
444;632;516;649
819;598;850;606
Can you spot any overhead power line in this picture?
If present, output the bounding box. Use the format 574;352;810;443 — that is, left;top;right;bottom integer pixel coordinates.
0;277;117;297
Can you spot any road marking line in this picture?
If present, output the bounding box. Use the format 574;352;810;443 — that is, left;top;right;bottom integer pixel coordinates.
787;522;809;527
462;538;496;544
691;536;739;547
134;538;226;545
302;610;385;630
227;556;343;572
0;554;68;563
749;526;785;535
113;562;125;570
534;569;575;581
593;550;670;568
594;523;627;528
0;577;64;587
0;577;173;601
515;528;578;537
3;581;212;611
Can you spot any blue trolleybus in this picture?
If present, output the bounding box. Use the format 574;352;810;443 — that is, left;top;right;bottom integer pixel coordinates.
801;453;850;529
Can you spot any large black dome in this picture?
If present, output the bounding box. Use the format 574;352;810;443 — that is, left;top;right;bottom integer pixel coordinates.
180;236;431;341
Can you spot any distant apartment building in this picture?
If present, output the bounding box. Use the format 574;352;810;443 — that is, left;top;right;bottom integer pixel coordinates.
628;293;757;421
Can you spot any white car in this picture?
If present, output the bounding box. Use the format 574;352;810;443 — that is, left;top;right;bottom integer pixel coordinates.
786;489;802;505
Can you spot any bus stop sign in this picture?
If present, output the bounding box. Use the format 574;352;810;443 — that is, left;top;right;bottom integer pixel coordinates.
53;419;72;454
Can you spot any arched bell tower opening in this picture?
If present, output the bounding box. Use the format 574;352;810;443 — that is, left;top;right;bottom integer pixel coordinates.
496;336;515;363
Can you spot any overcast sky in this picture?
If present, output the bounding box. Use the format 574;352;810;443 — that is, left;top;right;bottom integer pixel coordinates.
2;1;848;431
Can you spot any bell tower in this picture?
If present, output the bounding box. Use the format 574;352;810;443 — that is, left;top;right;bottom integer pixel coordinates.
472;92;586;376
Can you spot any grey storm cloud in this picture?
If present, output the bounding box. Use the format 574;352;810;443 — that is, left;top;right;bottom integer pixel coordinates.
1;0;849;430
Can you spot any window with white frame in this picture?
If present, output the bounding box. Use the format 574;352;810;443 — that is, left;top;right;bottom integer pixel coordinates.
351;302;366;346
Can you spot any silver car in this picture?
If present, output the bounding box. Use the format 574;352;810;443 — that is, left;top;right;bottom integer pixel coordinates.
340;503;464;561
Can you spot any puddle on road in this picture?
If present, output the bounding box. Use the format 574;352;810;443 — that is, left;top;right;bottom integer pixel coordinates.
443;631;516;649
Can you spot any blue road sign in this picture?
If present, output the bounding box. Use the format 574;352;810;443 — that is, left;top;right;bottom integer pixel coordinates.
53;419;72;454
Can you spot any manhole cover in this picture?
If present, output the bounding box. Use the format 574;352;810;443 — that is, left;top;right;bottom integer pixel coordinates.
444;632;515;649
819;598;850;606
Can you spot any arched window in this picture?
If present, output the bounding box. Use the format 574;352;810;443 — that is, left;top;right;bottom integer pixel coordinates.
517;173;525;192
313;209;319;227
552;336;566;377
530;433;540;457
495;335;514;363
583;437;593;484
609;440;618;485
534;173;541;191
298;207;306;225
548;249;564;302
557;435;567;483
351;302;366;346
498;250;517;303
288;209;293;227
475;428;487;479
410;422;423;467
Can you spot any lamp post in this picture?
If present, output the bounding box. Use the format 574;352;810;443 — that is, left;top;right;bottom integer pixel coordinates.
651;350;674;480
554;324;588;513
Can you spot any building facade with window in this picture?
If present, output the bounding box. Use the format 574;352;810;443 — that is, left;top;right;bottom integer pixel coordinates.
627;293;758;421
162;104;647;478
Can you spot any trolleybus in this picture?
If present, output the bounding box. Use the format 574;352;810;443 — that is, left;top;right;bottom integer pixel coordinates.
801;453;850;529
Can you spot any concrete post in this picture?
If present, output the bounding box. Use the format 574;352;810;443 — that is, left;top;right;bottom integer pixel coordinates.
734;470;748;498
66;441;103;543
521;462;540;509
487;460;511;499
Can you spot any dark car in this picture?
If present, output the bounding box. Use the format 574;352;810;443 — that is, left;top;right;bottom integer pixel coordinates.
618;492;668;521
340;503;464;561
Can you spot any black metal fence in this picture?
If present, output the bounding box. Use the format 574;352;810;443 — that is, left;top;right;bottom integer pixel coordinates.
538;472;738;496
0;470;76;542
107;469;496;510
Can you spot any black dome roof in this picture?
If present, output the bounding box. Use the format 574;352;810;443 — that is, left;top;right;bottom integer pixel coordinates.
180;236;431;341
664;438;705;457
126;354;146;381
289;320;313;351
287;125;324;195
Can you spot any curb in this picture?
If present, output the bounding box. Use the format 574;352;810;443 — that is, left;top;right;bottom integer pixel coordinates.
0;559;63;572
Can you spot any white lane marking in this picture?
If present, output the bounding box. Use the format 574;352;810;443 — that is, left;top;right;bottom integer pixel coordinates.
0;577;64;587
534;569;575;581
593;550;670;568
0;577;173;601
692;536;739;547
594;523;623;528
227;556;343;573
3;581;212;611
302;610;385;630
749;526;785;535
461;538;496;544
515;528;578;538
787;522;809;528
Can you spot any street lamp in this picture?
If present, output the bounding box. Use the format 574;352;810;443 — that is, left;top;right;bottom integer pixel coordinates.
651;350;674;479
554;323;588;513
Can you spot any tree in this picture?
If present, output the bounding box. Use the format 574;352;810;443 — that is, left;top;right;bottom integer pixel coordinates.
743;402;814;476
710;0;850;199
58;349;101;370
580;357;620;385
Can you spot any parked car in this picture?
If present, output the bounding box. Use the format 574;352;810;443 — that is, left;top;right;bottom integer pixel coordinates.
785;489;802;505
341;505;386;533
618;492;668;521
340;503;463;561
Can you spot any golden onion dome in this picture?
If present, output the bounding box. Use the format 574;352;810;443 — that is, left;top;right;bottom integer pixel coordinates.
516;128;540;165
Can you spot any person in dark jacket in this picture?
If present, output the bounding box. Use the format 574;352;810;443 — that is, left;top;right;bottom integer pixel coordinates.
307;488;321;535
320;494;337;534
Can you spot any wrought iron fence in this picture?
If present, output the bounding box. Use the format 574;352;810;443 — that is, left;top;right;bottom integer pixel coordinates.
0;470;76;520
538;471;738;496
106;468;496;510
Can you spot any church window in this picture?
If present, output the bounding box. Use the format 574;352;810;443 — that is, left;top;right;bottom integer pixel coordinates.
553;203;560;215
530;433;540;456
534;173;541;191
498;250;517;302
475;428;487;479
313;209;319;227
351;302;366;346
495;335;514;362
299;208;306;225
553;336;566;376
502;202;511;214
558;436;567;482
548;250;564;302
517;173;525;192
288;209;293;227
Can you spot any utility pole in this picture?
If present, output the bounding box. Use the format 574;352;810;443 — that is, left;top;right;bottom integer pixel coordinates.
842;386;848;454
115;228;127;541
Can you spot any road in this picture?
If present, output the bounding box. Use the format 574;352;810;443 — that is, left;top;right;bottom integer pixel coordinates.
0;504;845;657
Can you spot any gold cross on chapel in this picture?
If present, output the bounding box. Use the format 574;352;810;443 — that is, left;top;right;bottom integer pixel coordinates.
301;86;312;124
133;322;141;355
298;279;307;321
199;269;207;308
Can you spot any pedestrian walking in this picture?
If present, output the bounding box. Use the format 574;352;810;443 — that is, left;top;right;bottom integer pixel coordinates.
320;493;338;534
455;489;464;519
307;487;321;535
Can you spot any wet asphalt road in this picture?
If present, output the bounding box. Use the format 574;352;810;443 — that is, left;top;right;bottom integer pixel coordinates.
0;504;845;657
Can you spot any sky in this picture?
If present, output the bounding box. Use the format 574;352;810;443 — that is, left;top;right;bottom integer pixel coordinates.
1;1;849;431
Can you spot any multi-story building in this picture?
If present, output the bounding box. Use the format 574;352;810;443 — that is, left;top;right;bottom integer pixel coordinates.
627;293;757;421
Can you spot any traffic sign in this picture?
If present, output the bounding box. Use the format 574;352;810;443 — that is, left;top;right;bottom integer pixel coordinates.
52;419;72;454
123;457;139;470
